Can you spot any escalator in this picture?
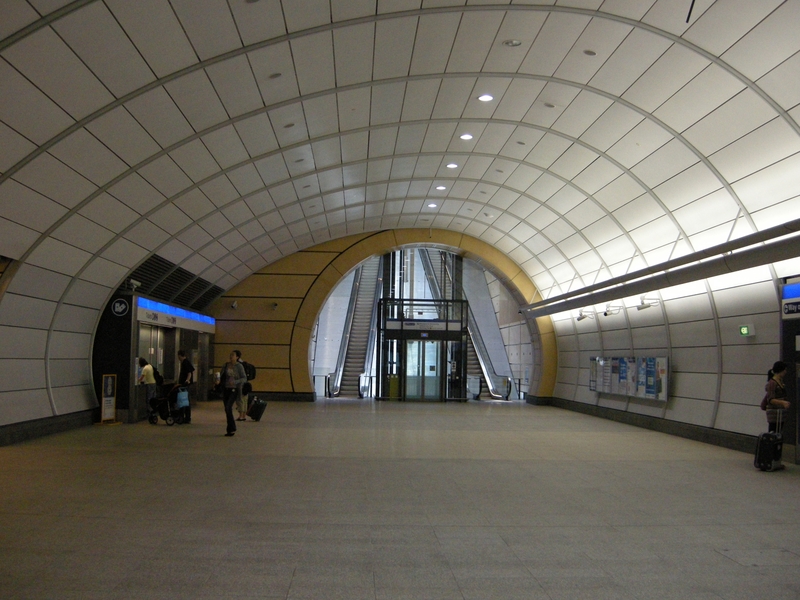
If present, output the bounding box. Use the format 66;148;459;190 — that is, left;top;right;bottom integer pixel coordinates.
333;256;381;397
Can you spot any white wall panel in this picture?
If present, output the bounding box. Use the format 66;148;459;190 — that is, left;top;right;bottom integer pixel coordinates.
49;332;91;360
0;293;56;329
0;359;45;392
664;397;715;427
663;294;713;323
0;326;47;359
718;312;779;346
7;264;71;302
79;193;140;233
0;389;53;426
49;359;91;388
672;346;719;374
63;279;112;310
669;320;717;347
26;238;91;276
714;402;764;436
52;304;98;334
713;281;778;317
720;373;765;406
722;343;779;376
51;384;98;415
671;371;717;401
630;325;668;349
14;152;96;210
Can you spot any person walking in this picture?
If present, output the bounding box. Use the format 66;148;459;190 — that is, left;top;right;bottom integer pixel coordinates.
222;351;246;437
234;350;249;421
761;361;790;433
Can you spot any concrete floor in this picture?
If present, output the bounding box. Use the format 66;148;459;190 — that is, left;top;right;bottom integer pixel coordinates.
1;399;799;600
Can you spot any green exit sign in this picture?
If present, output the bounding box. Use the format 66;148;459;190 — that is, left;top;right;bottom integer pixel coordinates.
739;324;754;337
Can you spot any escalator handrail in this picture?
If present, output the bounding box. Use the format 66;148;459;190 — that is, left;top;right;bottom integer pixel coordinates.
330;266;362;396
359;256;383;398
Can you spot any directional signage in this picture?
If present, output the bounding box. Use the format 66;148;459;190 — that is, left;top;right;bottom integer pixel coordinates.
782;301;800;319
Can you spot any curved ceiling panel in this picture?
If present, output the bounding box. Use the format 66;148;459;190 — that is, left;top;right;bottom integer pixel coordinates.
1;1;799;311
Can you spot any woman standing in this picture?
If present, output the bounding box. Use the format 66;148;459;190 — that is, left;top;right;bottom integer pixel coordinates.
138;358;157;410
222;351;247;437
761;361;790;432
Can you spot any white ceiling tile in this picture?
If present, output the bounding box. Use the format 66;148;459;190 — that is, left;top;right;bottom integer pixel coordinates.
0;58;74;145
222;200;255;227
291;32;336;95
200;176;240;208
593;174;646;212
182;254;213;276
26;237;91;276
546;185;587;215
0;0;39;40
733;152;800;213
595;234;636;267
431;77;474;119
124;87;195;148
571;157;623;194
234;114;279;158
198;241;230;263
401;79;440;121
49;129;128;185
374;16;417;79
613;194;665;231
282;0;330;32
653;162;723;211
528;133;572;169
137;155;194;198
579;102;643;152
255;155;291;187
85;107;161;167
682;89;777;156
51;214;114;253
719;1;800;80
589;28;672;96
79;193;140;233
169;139;221;182
757;51;800;111
79;256;129;287
582;215;624;246
178;224;212;250
248;43;301;106
0;121;36;172
631;139;699;188
206;57;264;119
199;213;233;238
13;152;96;209
171;0;241;61
229;0;286;45
447;11;504;73
673;190;740;236
53;2;155;98
173;189;217;221
605;118;672;168
2;27;114;119
107;173;166;214
227;164;265;195
0;178;67;232
369;127;399;158
341;131;369;163
564;198;607;230
269;103;310;146
338;88;372;131
553;17;632;84
550;145;598;181
202;126;251;169
709;118;800;183
483;12;547;73
493;79;545;122
106;0;198;78
150;203;192;235
552;91;614;139
123;219;170;250
519;12;590;77
164;70;229;132
157;239;193;265
101;237;149;268
333;23;375;86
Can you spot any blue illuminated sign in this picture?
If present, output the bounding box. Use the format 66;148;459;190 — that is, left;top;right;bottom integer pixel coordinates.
782;282;800;300
138;297;215;326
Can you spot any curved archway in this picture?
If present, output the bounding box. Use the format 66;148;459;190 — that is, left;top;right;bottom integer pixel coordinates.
211;229;556;400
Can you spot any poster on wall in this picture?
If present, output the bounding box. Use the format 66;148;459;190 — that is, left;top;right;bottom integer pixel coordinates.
590;356;668;402
101;374;117;422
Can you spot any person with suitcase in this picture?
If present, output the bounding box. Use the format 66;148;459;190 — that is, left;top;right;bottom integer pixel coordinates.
755;361;790;471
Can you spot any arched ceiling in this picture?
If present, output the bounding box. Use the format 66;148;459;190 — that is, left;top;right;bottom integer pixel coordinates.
1;0;799;312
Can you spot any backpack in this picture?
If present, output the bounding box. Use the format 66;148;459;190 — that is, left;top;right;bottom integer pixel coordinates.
152;366;164;387
242;361;256;381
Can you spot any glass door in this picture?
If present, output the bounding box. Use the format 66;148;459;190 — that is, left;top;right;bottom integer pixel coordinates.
405;340;441;400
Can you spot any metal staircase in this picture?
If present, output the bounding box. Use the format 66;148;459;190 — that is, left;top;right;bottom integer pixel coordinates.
335;256;381;397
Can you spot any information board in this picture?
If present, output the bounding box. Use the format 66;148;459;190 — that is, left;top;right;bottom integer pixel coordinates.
589;356;668;401
101;374;117;422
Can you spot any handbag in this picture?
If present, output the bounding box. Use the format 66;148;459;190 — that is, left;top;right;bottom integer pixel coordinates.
175;387;190;408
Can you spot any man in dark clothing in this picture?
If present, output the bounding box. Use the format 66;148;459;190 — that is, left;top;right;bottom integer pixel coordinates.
173;350;195;424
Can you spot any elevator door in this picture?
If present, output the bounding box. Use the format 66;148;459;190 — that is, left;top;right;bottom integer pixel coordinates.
405;340;441;400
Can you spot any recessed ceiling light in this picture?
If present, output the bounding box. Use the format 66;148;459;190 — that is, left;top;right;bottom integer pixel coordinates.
302;185;311;189
495;169;504;173
543;102;555;108
516;141;526;145
478;94;494;102
446;163;458;169
435;186;446;190
268;72;281;78
460;133;473;140
583;49;597;56
294;158;304;163
428;203;437;208
284;123;295;128
503;39;522;47
483;212;493;218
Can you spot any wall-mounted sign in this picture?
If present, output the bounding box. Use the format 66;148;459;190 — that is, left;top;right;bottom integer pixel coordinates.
136;297;215;334
101;374;117;422
781;282;800;320
589;356;668;402
111;298;129;317
738;324;755;336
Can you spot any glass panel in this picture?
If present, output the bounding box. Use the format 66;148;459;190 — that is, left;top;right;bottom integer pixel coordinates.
423;340;440;400
405;340;422;399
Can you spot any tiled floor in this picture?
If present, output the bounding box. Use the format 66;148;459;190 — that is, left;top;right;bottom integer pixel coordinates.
1;399;799;599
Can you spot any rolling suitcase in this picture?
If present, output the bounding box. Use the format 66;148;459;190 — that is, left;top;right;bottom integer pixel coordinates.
754;411;784;471
247;395;267;422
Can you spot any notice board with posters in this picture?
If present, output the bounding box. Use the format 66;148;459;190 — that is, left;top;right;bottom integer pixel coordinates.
589;357;668;402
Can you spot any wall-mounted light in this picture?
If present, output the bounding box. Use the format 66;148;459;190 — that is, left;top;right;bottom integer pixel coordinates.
635;296;660;311
576;309;595;321
231;300;238;309
271;302;278;310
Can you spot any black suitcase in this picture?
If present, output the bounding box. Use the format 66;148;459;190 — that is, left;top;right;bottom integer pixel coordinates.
754;431;783;471
247;395;267;422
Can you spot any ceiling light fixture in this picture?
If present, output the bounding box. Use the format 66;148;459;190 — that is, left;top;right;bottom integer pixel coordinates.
268;72;281;79
446;163;458;169
284;123;295;128
503;39;522;47
478;94;494;102
460;133;473;140
435;186;446;190
428;203;437;208
543;102;555;108
583;49;597;56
